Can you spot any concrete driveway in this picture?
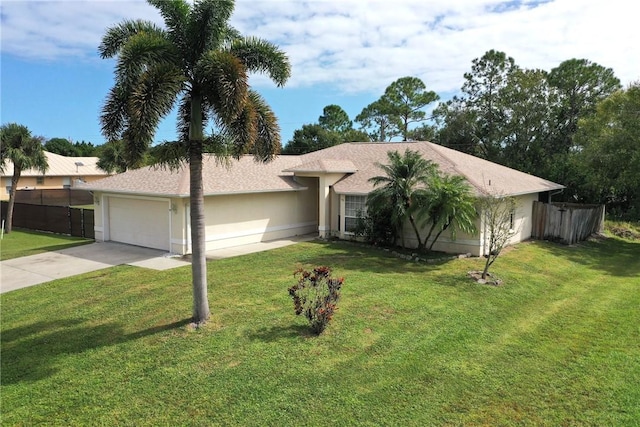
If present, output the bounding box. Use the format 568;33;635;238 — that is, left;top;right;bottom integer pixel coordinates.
1;242;190;294
1;234;317;294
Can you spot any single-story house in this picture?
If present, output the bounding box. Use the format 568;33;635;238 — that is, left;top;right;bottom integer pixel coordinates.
85;141;564;256
1;151;110;200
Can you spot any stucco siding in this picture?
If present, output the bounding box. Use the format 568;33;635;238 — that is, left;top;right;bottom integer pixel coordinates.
1;175;107;200
508;193;537;245
202;189;317;251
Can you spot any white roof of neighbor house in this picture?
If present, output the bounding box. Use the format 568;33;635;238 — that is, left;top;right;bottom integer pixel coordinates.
85;141;564;197
1;151;108;177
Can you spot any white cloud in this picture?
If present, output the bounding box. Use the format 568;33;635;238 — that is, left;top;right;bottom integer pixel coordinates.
1;0;637;92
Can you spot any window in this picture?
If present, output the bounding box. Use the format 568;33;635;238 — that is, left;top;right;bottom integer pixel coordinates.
4;178;11;194
509;209;515;231
344;195;366;233
36;176;44;185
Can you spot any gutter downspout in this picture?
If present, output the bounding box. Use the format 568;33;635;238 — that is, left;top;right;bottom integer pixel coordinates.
549;188;564;203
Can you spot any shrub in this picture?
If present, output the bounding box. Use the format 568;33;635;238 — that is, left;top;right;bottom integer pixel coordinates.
288;266;343;335
353;207;396;247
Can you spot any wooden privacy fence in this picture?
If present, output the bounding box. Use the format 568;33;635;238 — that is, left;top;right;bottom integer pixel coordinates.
531;201;605;245
1;202;95;239
14;188;93;206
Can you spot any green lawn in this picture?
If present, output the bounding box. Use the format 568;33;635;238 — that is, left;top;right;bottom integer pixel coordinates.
1;235;639;426
0;229;93;261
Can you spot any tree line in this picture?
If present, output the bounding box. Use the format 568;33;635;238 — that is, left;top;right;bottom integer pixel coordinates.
284;50;639;220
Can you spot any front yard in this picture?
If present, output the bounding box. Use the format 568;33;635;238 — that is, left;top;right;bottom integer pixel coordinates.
1;234;639;425
0;229;92;261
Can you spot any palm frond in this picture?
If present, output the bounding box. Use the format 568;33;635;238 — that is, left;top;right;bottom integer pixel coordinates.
147;0;191;37
0;124;31;172
224;97;257;158
198;50;249;123
96;140;129;174
246;90;281;161
186;0;234;64
148;140;189;171
98;19;164;59
0;125;48;174
115;31;177;83
230;36;291;87
123;63;184;165
100;83;129;141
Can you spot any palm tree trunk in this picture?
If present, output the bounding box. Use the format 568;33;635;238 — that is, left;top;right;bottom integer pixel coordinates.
189;94;210;324
408;215;423;249
423;221;439;251
5;170;21;234
428;221;450;252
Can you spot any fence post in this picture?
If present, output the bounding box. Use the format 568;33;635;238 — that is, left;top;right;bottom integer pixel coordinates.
81;208;85;238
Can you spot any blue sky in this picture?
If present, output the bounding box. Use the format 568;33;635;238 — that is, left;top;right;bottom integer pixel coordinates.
1;0;637;148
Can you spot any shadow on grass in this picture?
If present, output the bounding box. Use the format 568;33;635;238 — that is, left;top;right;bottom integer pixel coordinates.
0;317;191;385
295;240;456;274
540;236;640;277
248;324;313;341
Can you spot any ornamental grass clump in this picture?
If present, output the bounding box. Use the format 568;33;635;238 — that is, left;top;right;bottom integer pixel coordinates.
288;266;344;335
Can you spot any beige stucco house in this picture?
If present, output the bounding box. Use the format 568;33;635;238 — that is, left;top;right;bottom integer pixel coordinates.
85;141;564;256
1;151;110;200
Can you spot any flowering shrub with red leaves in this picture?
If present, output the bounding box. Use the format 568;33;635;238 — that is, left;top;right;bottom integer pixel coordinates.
288;266;344;335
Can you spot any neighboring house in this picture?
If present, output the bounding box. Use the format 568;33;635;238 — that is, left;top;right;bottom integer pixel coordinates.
85;141;564;256
1;151;110;200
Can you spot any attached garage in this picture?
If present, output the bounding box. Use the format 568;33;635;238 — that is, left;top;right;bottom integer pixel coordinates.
86;142;564;257
107;196;170;251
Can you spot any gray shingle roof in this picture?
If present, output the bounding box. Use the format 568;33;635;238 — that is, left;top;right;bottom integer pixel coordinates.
85;154;307;197
304;142;564;196
85;142;563;197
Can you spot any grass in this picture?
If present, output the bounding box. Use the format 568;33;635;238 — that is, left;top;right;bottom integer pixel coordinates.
605;220;640;240
1;236;639;426
0;229;93;261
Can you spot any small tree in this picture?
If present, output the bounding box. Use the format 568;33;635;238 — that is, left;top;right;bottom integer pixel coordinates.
419;173;477;251
367;149;438;248
478;194;517;279
0;123;48;234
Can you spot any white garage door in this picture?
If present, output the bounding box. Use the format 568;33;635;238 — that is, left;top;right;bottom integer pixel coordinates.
108;197;170;251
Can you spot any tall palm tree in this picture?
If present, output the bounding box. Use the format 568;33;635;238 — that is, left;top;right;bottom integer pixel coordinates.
0;123;48;234
99;0;290;325
367;149;437;248
419;173;477;251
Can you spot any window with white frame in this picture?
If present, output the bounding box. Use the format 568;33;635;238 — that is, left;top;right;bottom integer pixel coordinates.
344;195;367;233
36;176;44;185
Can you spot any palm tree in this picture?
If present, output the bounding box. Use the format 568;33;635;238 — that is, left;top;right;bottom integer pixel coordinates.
99;0;290;325
0;123;48;234
419;173;477;251
96;140;129;174
367;149;437;248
